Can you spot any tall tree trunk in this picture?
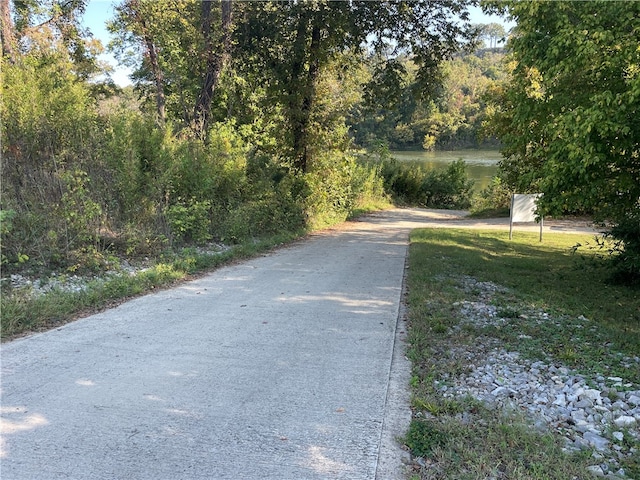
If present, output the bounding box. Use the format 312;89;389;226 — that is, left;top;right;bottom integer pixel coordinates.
290;17;321;173
142;25;166;128
0;0;16;63
127;0;166;127
194;0;232;138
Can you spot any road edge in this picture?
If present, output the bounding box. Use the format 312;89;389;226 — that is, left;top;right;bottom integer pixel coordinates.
374;245;413;479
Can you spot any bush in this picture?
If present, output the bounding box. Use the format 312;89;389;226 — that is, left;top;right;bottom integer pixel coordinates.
165;199;213;244
606;212;640;286
220;186;306;243
1;52;106;270
375;157;474;209
470;175;513;216
422;159;474;209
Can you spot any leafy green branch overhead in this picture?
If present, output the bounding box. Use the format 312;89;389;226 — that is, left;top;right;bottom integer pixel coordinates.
485;0;640;225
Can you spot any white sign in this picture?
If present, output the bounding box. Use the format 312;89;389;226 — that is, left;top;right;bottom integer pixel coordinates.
511;194;541;222
510;193;543;241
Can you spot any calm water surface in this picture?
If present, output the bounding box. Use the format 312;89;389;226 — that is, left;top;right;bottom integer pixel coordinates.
391;149;501;191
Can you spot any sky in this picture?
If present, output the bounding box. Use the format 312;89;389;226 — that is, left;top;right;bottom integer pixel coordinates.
81;0;514;87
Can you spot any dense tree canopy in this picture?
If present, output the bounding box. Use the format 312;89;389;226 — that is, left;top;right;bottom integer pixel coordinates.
108;0;478;170
350;49;506;150
486;0;640;225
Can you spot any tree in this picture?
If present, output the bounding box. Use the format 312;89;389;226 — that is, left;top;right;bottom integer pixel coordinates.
486;0;639;222
109;0;233;133
239;1;477;171
1;0;16;62
193;0;232;136
478;22;506;49
349;49;506;150
108;1;476;169
112;0;167;126
1;0;103;77
485;0;640;281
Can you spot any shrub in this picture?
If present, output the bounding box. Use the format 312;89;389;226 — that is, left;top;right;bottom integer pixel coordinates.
165;199;213;245
220;191;305;243
471;175;513;216
375;157;474;209
422;159;474;209
606;212;640;286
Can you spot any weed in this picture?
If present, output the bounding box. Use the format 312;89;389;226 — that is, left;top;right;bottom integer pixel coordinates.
496;306;521;319
405;420;447;458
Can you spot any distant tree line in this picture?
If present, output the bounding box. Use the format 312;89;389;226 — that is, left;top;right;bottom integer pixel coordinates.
348;48;507;151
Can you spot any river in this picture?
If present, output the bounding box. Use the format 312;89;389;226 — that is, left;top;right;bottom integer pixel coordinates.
390;149;501;192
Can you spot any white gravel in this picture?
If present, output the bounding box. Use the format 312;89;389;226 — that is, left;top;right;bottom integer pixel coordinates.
1;243;231;298
436;276;639;479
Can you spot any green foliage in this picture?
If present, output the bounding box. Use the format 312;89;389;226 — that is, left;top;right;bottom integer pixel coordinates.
57;170;103;247
405;420;447;458
375;158;474;209
486;1;640;224
0;210;16;237
424;159;475;209
350;49;506;151
237;1;476;171
1;50;106;269
302;149;383;229
484;0;640;283
0;210;17;265
604;213;640;286
1;0;477;278
220;193;305;244
165;199;212;244
470;175;512;216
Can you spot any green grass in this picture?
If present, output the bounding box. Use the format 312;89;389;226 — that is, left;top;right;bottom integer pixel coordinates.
405;228;640;479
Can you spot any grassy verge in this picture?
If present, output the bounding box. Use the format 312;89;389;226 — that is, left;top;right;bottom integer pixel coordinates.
405;228;640;479
1;231;303;340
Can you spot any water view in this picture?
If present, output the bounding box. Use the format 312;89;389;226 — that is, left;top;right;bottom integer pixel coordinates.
391;149;501;191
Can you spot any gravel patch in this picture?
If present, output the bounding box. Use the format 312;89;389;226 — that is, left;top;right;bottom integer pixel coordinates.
1;243;231;298
435;276;639;479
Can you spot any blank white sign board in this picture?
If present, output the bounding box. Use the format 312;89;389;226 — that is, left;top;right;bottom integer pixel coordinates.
510;193;543;240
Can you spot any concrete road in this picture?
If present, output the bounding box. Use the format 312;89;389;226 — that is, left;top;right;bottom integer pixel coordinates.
1;209;435;480
0;208;597;480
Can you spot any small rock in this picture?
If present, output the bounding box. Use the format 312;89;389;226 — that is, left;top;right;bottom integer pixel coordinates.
583;389;603;404
583;431;609;451
576;399;593;409
553;394;567;407
613;415;636;428
491;386;508;397
586;465;605;477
